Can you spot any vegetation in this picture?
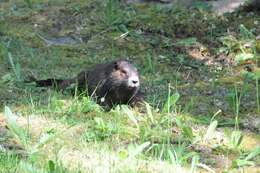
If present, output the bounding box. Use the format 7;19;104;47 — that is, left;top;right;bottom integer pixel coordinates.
0;0;260;172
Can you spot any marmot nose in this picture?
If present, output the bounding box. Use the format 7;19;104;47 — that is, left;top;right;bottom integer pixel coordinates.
129;77;139;87
132;80;138;84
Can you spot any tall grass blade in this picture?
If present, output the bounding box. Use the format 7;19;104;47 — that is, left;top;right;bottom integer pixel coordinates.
8;52;21;81
145;102;154;124
203;120;218;142
19;161;44;173
122;106;139;127
162;92;180;113
189;155;199;173
130;142;150;158
4;106;28;147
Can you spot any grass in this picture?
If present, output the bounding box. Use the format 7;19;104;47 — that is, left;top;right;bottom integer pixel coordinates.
0;152;19;173
2;93;260;172
1;0;260;172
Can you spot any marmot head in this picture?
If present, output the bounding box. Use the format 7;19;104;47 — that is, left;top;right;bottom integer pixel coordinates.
110;60;140;90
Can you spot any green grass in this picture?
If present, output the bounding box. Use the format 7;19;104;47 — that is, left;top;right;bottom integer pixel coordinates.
2;92;260;172
1;0;260;172
0;152;19;173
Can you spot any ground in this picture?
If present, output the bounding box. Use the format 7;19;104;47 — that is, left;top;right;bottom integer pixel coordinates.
0;0;260;172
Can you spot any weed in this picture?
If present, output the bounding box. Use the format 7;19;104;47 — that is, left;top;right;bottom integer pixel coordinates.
162;84;180;114
203;120;218;143
23;0;33;9
224;129;243;151
8;52;22;82
4;106;56;159
4;106;29;149
84;116;118;142
145;53;155;73
175;116;193;142
0;152;19;172
231;147;260;170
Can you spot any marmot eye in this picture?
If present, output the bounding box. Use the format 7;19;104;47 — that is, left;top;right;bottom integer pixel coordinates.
121;70;127;75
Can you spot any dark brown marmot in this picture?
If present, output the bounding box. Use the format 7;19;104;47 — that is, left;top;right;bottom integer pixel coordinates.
32;60;143;109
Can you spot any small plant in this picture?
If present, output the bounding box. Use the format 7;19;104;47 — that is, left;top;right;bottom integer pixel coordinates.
162;84;180;114
128;142;150;159
84;117;117;142
168;149;183;171
175;116;193;142
105;0;114;24
176;37;198;46
0;42;7;59
4;106;56;159
225;129;243;151
239;24;255;40
24;0;33;8
0;152;20;172
4;106;29;149
121;105;139;127
189;155;199;173
18;161;44;173
145;53;155;73
48;95;64;113
105;0;119;26
203;120;218;143
231;147;260;170
225;84;247;130
229;130;243;150
146;143;181;163
8;52;22;82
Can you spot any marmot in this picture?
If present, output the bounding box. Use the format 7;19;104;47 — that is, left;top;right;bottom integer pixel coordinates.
32;60;143;109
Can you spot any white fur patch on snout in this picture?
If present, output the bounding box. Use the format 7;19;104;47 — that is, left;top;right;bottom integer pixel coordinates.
100;97;105;103
128;76;140;88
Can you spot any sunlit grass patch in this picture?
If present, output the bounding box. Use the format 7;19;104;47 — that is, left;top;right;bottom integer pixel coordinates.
2;89;260;172
0;152;20;173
